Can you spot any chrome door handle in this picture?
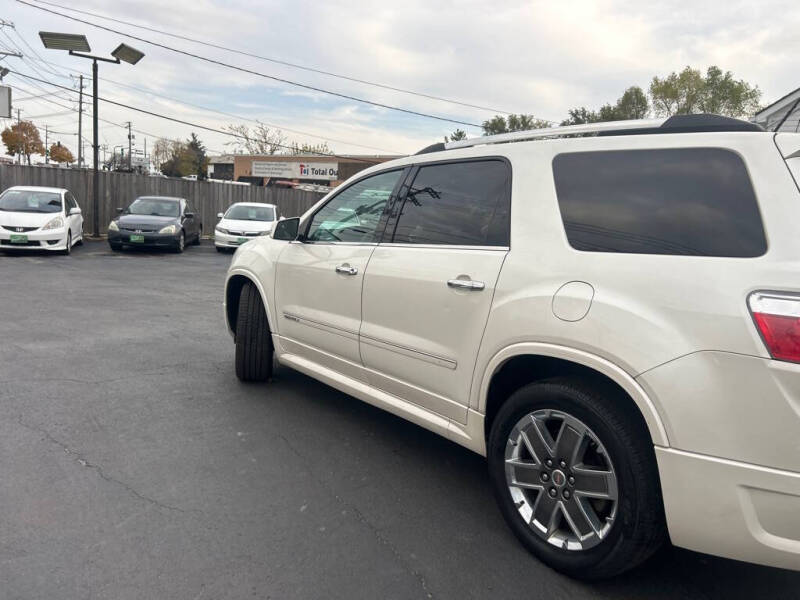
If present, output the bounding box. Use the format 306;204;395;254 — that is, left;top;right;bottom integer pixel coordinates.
335;264;358;276
447;278;485;291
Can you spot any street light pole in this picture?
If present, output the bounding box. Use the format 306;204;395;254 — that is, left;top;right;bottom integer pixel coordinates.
39;32;144;237
92;58;99;236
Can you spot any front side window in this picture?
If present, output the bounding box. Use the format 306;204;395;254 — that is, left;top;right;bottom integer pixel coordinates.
127;198;180;218
306;170;402;243
553;148;767;257
391;160;511;246
0;190;63;213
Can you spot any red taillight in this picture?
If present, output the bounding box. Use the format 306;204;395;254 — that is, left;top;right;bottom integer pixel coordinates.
749;292;800;363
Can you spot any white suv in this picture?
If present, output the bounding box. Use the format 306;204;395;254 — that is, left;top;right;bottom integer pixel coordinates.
223;114;800;579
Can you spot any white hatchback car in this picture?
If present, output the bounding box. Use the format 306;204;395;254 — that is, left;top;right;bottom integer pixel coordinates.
0;186;83;254
214;202;278;252
223;114;800;579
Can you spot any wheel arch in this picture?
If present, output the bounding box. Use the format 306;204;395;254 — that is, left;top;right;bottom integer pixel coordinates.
225;268;275;338
478;343;669;447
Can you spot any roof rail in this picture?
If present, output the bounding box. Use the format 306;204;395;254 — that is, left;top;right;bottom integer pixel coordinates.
442;113;763;151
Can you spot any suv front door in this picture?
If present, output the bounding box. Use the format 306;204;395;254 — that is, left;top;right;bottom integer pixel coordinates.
359;159;511;423
274;170;404;381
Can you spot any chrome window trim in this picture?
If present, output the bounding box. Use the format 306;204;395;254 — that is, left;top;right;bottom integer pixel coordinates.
376;243;509;252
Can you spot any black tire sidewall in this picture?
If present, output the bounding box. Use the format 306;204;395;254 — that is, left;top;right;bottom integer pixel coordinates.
487;381;644;578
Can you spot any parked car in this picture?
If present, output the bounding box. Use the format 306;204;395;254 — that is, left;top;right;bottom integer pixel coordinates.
222;114;800;579
0;185;83;255
108;196;201;252
214;202;278;252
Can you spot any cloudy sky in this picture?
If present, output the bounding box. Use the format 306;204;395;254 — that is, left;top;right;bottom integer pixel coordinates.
1;0;798;161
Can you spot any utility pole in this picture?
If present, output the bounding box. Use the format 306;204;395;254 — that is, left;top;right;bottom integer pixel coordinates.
126;121;133;171
44;124;48;163
15;108;21;164
77;74;84;167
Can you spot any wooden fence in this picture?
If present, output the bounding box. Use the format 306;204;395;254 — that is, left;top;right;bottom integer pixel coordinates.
0;164;325;235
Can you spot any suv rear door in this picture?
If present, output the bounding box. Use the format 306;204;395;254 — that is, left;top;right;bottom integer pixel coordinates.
359;158;511;423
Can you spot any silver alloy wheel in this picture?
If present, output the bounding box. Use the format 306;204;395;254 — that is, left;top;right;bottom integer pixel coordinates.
504;409;618;551
178;232;185;251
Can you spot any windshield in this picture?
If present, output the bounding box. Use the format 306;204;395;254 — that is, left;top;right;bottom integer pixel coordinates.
127;198;180;217
224;204;275;221
0;190;62;213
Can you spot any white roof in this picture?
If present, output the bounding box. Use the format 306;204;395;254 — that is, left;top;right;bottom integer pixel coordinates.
229;201;276;208
6;185;68;193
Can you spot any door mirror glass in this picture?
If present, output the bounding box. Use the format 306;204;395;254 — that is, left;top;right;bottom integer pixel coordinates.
273;217;300;241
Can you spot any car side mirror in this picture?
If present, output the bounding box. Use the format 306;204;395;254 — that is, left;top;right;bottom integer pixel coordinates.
217;212;224;219
116;207;124;213
273;217;300;241
69;207;82;215
185;212;195;219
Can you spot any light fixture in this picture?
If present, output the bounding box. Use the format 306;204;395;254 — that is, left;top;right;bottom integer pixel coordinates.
111;43;145;65
38;31;90;52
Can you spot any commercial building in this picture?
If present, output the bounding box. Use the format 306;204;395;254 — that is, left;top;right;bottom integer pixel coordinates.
207;153;401;189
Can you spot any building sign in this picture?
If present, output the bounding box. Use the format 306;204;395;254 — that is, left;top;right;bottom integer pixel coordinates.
252;160;338;181
0;86;11;119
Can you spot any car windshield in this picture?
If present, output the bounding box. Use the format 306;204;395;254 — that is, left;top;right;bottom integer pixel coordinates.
127;198;180;217
224;205;275;221
0;190;62;213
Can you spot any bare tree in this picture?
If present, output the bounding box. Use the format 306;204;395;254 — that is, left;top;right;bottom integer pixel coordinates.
224;123;287;155
151;137;174;171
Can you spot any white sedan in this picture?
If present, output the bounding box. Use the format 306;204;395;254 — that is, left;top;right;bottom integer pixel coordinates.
0;186;83;255
214;202;278;252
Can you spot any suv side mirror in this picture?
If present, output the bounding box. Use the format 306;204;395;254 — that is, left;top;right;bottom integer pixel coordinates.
116;207;124;213
68;207;82;216
217;212;224;219
273;217;300;241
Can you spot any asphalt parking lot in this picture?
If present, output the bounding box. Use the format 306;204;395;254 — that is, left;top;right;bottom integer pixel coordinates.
2;240;799;600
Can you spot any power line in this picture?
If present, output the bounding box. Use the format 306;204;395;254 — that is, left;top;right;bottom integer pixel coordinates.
25;55;403;155
17;0;485;129
7;70;388;164
25;0;525;117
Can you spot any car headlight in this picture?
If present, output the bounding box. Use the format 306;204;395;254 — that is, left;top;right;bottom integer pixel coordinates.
216;226;229;235
41;216;64;230
108;220;119;232
159;224;178;234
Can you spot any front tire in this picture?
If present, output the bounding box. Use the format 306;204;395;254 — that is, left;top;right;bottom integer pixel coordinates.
234;282;273;382
174;231;185;253
61;231;72;256
487;378;665;579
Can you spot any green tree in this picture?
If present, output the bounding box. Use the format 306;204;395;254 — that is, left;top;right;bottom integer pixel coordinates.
649;66;761;117
561;86;650;125
185;133;208;180
444;128;467;143
482;114;550;135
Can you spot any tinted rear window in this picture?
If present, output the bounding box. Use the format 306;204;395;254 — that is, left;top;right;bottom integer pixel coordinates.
392;160;510;246
553;148;766;257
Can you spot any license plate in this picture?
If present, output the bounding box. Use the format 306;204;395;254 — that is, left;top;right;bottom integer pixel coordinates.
9;234;28;244
129;234;145;243
237;237;248;244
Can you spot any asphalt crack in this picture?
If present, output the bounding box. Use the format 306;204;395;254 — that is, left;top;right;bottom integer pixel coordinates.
276;432;435;599
16;415;200;515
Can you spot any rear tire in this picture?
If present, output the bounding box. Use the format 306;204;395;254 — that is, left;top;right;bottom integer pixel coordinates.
193;228;201;245
234;282;273;382
487;378;665;580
